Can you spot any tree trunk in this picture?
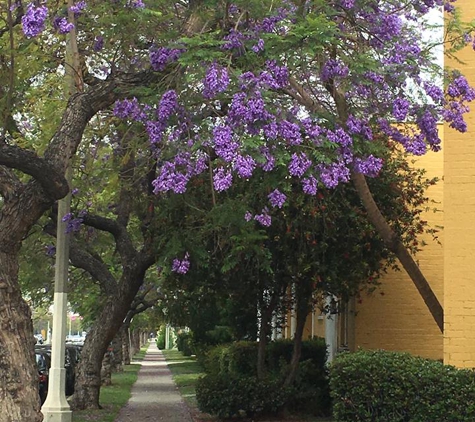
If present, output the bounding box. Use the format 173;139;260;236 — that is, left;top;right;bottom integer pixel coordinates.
111;328;124;373
70;277;143;410
351;171;444;332
100;352;112;386
257;291;280;380
283;282;312;388
0;250;42;422
122;327;131;365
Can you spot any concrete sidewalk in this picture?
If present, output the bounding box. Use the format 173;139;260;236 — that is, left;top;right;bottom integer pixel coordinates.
115;342;193;422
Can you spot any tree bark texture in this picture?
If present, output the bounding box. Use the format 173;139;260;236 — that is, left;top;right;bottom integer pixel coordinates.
0;251;42;422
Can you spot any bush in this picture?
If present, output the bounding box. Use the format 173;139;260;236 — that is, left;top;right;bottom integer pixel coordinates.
176;331;194;356
196;338;331;418
330;349;475;422
156;326;166;350
196;373;291;418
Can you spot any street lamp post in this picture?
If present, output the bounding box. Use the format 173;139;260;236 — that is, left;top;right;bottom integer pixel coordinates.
41;166;72;422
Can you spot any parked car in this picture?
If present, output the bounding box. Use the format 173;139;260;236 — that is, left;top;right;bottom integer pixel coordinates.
35;349;51;404
35;344;80;396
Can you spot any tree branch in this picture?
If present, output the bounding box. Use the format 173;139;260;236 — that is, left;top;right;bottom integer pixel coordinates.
0;144;69;199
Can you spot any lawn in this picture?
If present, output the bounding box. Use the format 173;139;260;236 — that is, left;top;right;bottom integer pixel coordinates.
71;346;148;422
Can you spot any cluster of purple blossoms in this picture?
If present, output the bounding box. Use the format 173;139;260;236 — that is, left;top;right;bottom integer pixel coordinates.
268;189;286;208
353;155;383;177
340;0;355;8
62;210;86;234
213;167;233;192
113;98;147;121
279;120;302;145
172;252;190;274
234;155;256;179
70;1;87;16
22;4;48;38
252;39;265;53
321;59;349;82
157;90;178;121
302;175;318;195
326;128;352;148
346;115;373;140
153;162;188;194
254;208;272;227
444;0;456;13
443;101;469;133
260;147;276;172
405;134;427;156
317;161;350;189
417;109;441;150
392;98;410;121
213;125;239;162
288;152;312;178
150;47;183;71
127;0;145;8
447;75;475;101
222;29;246;50
259;61;289;89
203;62;230;99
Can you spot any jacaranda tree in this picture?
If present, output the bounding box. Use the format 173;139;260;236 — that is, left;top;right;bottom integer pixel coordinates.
1;0;474;420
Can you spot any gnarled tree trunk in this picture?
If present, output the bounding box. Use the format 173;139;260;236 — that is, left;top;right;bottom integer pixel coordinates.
0;250;42;422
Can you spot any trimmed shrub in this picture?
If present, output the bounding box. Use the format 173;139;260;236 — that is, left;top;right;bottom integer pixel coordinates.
330;349;475;422
156;326;166;350
196;373;291;418
176;331;194;356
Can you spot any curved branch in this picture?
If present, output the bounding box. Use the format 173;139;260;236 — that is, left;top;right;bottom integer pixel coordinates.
0;144;69;199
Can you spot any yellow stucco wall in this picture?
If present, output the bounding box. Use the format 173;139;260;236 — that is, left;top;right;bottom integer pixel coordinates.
354;142;444;360
443;0;475;368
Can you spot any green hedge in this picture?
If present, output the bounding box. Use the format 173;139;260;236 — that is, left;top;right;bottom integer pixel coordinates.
330;349;475;422
176;331;194;356
196;338;331;417
196;373;291;418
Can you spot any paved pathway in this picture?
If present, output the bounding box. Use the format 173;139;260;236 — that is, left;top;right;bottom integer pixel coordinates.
115;342;193;422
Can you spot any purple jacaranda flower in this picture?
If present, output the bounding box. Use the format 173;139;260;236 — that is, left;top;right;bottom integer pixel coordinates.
213;167;233;192
317;161;350;188
302;175;318;195
288;152;312;178
150;47;183;71
93;35;104;51
392;98;410;121
254;208;272;227
353;155;383;177
321;59;349;82
326;128;352;147
172;252;190;274
213;125;239;162
279;120;302;145
252;39;265;53
46;245;56;257
443;101;469;133
113;98;146;121
53;16;75;34
222;29;246;50
22;4;48;38
127;0;145;7
70;1;86;16
203;62;229;99
244;211;253;222
268;189;287;208
260;147;276;172
404;134;427;156
146;120;166;144
447;75;475;101
234;155;256;179
157;90;178;121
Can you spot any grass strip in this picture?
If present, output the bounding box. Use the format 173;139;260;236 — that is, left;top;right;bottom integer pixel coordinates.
71;345;148;422
161;349;205;408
